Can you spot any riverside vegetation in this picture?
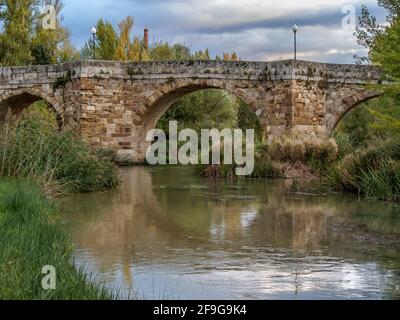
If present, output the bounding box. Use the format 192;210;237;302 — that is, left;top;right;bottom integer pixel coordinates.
196;121;400;203
0;102;120;299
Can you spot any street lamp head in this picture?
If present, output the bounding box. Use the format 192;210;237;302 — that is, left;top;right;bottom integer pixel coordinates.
292;24;298;33
91;26;97;35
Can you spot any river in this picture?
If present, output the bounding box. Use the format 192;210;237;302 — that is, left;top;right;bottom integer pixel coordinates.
60;166;400;300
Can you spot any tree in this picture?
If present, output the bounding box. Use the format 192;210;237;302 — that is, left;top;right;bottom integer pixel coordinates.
31;0;76;64
128;37;141;61
237;100;262;141
354;0;400;64
57;36;79;62
0;0;39;66
230;52;238;61
115;15;134;61
95;18;118;60
171;43;191;60
0;0;77;65
149;42;174;61
371;18;400;80
157;89;239;135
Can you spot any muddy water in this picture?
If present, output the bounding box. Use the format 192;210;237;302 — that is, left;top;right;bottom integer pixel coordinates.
60;166;400;299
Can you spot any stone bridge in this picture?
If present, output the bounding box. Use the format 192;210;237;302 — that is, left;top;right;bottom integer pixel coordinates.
0;59;382;163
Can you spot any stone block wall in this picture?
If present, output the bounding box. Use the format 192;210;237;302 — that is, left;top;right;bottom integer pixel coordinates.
0;60;383;163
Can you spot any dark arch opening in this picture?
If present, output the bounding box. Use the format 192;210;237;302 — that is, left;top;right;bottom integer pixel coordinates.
331;94;381;133
332;95;395;146
0;92;62;130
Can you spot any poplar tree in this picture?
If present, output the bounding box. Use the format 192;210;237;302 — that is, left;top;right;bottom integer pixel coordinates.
115;15;134;61
96;19;118;60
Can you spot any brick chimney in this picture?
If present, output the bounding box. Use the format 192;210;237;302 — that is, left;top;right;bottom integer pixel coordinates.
143;28;149;50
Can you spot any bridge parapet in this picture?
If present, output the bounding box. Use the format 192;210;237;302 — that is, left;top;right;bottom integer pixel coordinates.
0;60;383;87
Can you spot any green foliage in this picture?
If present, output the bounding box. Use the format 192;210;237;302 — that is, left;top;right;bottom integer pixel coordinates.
149;42;175;61
371;17;400;81
355;1;400;95
333;132;355;159
359;160;400;202
237;100;263;142
324;139;400;201
0;103;120;196
335;103;375;146
0;0;39;66
157;89;240;135
81;19;118;60
250;151;285;178
96;19;118;60
156;89;262;144
335;96;400;146
0;180;112;299
355;0;400;63
0;0;78;66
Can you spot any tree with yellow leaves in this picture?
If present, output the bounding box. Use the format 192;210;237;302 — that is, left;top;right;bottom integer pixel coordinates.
115;16;134;61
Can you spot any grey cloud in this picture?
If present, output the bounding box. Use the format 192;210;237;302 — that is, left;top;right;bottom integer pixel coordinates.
60;0;386;63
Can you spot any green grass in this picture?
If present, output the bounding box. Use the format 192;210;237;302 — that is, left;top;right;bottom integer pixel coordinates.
323;139;400;202
0;103;121;299
0;179;112;300
0;109;120;196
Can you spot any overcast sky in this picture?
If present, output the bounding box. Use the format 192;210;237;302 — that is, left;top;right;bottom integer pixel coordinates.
61;0;386;63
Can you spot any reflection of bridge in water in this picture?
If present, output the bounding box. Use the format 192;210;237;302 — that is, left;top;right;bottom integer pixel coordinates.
60;167;400;299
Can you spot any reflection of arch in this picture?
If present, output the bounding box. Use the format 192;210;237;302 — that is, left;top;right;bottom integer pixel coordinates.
0;88;64;128
327;90;381;134
141;79;259;131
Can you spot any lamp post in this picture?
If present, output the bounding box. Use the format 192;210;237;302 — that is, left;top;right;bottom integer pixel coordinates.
91;26;97;60
292;24;298;61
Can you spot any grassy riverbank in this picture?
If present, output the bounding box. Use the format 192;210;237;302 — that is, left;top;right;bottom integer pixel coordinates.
0;104;120;299
0;180;112;299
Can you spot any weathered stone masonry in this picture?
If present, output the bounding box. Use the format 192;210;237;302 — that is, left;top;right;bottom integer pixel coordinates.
0;59;382;163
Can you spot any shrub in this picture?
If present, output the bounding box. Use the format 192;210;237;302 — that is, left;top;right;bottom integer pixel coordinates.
268;136;306;163
264;135;338;169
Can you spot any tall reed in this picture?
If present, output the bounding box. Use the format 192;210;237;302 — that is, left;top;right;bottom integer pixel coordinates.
0;115;120;196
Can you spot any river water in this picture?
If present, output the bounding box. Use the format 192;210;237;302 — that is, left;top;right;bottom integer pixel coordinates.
60;166;400;300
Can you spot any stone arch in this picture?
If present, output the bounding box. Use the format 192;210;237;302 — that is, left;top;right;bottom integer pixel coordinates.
129;78;264;162
140;79;260;132
326;89;381;134
0;88;64;128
